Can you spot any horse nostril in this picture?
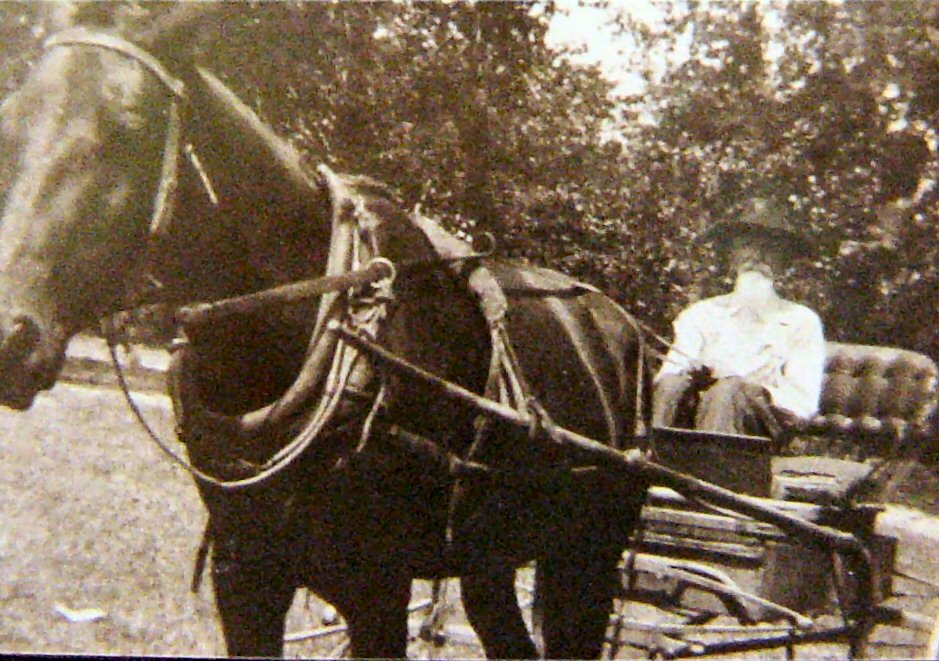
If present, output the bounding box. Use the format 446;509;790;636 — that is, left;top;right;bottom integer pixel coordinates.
0;316;40;365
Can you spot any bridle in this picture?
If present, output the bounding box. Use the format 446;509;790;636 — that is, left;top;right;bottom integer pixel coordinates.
43;28;401;489
42;28;502;492
39;28;655;496
45;27;191;238
45;27;224;238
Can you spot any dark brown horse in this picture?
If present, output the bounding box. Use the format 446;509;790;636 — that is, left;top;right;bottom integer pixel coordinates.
0;18;651;659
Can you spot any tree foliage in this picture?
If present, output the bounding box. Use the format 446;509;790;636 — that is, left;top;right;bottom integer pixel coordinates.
613;0;938;358
0;1;936;361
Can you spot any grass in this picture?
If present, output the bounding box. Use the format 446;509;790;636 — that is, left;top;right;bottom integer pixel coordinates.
0;383;223;656
0;380;484;658
1;378;936;658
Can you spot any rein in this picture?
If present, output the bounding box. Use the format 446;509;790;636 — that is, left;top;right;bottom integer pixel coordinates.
45;28;659;494
41;29;388;489
102;254;397;490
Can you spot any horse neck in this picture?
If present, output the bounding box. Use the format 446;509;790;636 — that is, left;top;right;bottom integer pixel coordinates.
152;67;333;305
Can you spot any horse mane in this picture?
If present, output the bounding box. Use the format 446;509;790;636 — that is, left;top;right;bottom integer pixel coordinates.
190;65;324;201
186;68;406;210
134;4;226;48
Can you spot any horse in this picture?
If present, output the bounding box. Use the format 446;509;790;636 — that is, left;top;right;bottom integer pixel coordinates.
0;20;652;659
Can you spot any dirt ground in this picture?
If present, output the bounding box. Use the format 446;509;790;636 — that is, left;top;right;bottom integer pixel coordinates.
0;384;222;656
0;377;937;658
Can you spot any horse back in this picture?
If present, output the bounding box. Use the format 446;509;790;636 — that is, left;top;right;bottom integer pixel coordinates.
488;262;647;455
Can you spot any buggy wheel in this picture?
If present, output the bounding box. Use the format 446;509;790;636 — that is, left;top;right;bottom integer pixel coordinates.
603;550;939;660
282;590;350;659
282;586;451;659
283;588;441;659
283;572;537;659
602;549;859;660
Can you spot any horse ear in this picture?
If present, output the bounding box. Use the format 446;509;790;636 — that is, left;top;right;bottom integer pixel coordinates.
132;3;225;50
40;1;79;33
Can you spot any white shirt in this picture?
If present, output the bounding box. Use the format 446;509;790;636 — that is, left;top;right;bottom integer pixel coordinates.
655;273;825;419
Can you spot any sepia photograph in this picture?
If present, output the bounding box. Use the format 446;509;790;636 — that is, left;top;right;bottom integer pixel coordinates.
0;0;938;658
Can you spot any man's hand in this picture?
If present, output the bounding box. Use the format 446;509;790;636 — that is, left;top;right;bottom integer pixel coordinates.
770;405;801;429
688;364;716;391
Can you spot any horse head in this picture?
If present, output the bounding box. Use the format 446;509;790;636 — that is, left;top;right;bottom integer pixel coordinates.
0;14;332;410
0;31;176;408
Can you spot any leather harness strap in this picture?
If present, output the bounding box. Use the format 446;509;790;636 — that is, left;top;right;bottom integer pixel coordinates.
52;28;653;497
44;28;219;241
45;27;186;96
44;28;186;237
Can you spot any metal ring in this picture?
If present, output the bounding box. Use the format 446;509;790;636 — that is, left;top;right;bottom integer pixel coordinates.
369;257;397;284
472;231;497;257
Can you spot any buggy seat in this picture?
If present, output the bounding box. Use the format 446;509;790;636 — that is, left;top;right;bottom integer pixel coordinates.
775;342;938;504
639;342;938;616
654;341;939;504
799;342;938;447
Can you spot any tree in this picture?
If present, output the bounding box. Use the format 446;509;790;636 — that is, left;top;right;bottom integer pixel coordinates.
3;1;936;361
611;0;938;358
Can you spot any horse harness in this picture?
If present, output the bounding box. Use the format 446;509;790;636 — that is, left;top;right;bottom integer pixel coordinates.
105;156;633;590
40;28;641;482
44;28;655;595
44;27;219;239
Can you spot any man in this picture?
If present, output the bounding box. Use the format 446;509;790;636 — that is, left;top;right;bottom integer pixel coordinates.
653;198;825;440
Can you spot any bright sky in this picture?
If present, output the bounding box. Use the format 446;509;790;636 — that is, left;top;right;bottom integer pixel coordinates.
544;0;672;97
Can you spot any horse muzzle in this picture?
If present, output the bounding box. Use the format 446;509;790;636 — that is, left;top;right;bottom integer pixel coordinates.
0;316;49;410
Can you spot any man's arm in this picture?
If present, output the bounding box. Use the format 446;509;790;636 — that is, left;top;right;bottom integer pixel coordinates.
653;305;710;427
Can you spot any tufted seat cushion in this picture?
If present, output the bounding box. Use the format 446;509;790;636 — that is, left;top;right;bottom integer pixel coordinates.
773;342;938;504
651;342;938;502
795;342;938;448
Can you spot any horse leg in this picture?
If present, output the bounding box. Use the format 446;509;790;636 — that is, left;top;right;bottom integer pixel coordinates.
462;563;539;659
538;545;622;660
211;545;295;657
327;570;412;658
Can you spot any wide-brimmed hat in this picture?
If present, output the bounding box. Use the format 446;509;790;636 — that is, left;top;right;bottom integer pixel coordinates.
703;197;813;258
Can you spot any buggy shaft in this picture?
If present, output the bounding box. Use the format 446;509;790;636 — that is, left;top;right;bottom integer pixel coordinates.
336;323;870;557
175;259;394;325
